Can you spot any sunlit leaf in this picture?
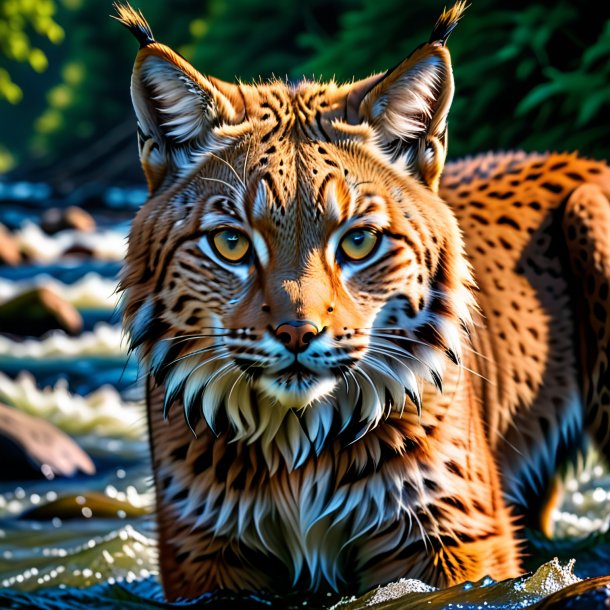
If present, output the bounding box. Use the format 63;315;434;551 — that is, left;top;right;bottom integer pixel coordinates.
28;47;48;72
0;67;23;103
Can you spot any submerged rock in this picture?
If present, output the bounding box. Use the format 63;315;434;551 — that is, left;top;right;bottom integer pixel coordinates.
20;492;148;520
0;402;95;480
0;285;83;336
41;206;96;235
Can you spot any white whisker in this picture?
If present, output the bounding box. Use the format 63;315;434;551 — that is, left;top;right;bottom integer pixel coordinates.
167;344;226;367
206;151;246;189
198;175;243;198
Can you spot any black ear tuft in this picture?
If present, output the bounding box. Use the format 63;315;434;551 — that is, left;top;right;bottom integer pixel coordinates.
429;1;468;46
112;2;155;48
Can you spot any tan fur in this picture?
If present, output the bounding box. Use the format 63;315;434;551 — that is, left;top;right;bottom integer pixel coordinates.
116;3;610;601
443;152;610;516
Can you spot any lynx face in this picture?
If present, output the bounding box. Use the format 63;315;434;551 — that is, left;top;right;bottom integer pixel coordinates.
119;5;474;462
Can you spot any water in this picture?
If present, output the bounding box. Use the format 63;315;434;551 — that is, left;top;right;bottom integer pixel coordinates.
0;182;609;608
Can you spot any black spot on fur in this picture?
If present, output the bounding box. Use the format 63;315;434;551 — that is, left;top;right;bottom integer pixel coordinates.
594;302;607;324
498;236;512;250
171;487;189;502
540;182;564;194
488;191;515;200
497;215;520;230
175;551;190;564
549;162;568;171
193;450;213;475
471;213;489;225
215;441;237;481
445;460;463;477
171;443;189;461
442;496;467;512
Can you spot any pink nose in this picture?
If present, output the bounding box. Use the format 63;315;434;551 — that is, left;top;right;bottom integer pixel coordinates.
274;321;319;353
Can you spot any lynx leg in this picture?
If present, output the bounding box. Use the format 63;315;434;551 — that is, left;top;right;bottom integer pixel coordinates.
562;184;610;458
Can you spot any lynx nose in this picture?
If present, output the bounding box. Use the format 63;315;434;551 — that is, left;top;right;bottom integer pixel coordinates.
274;321;319;354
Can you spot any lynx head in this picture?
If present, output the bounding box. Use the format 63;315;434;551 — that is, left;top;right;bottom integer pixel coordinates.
117;2;474;468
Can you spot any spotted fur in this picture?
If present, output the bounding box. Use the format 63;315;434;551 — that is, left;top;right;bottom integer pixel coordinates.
117;2;609;601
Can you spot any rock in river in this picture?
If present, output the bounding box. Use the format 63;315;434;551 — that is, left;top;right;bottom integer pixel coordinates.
41;206;96;235
0;285;83;336
0;223;22;266
0;402;95;480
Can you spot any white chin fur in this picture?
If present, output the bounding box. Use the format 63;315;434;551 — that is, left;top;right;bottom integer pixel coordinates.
257;374;338;409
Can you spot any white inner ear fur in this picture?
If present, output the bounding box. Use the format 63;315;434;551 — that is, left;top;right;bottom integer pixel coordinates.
140;56;215;143
368;55;446;142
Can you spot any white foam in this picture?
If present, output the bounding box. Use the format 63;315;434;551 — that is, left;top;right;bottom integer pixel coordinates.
0;372;144;439
516;557;580;596
366;579;436;604
15;221;126;262
0;273;119;310
0;323;125;358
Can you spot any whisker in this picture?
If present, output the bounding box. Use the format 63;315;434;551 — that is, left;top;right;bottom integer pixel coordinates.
185;359;236;435
360;352;421;417
343;367;360;398
242;136;252;185
453;362;490;383
367;330;491;383
367;327;491;363
166;326;229;331
206;151;246;189
198;175;243;198
161;333;231;345
228;362;256;403
338;367;350;396
410;507;433;552
353;365;384;418
183;353;233;400
364;346;414;372
366;341;428;370
366;331;432;351
204;359;237;388
167;344;226;368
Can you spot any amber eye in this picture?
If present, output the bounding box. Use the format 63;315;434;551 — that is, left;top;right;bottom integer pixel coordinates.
211;229;251;263
339;229;379;262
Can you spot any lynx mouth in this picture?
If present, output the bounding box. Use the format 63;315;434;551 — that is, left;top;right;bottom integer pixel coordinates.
257;362;338;408
276;361;314;379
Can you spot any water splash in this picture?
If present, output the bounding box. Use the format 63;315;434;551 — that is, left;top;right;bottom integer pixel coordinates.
0;372;144;439
0;273;119;310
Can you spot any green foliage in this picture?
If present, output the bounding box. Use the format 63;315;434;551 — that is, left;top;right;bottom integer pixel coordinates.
0;0;63;103
443;0;610;158
1;0;609;176
297;0;432;80
188;0;348;81
299;0;610;160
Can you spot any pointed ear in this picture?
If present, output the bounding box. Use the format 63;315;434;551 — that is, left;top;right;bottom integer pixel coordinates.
114;4;244;192
347;2;466;192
